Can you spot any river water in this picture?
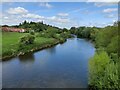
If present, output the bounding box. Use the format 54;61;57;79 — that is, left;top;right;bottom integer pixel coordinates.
2;38;95;88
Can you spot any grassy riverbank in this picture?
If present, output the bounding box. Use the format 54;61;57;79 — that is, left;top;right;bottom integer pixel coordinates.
70;22;119;89
2;32;65;60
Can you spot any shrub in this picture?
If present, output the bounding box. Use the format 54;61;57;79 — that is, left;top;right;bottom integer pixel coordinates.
89;51;110;88
101;62;119;89
19;34;35;45
53;34;61;39
29;30;35;35
89;51;119;89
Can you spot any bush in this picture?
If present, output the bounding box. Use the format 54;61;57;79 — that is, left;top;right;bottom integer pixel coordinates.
89;51;119;89
29;30;35;35
53;34;61;39
106;36;118;54
2;50;14;57
89;51;110;88
100;62;119;89
19;34;35;45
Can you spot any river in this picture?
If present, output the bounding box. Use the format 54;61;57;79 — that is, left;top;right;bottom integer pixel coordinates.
2;38;95;88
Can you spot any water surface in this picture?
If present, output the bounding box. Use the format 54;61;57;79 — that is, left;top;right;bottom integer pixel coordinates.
2;38;95;88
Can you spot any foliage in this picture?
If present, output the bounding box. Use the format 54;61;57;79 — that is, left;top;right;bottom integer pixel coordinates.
88;22;119;89
106;36;118;55
70;26;100;41
89;51;119;89
36;27;71;42
2;32;58;58
2;32;27;57
19;21;47;32
70;27;76;34
29;30;35;35
2;21;72;59
95;26;118;48
70;22;119;89
102;62;119;89
89;51;108;88
19;34;35;45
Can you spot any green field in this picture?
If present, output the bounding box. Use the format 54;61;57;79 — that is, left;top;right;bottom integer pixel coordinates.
2;32;57;59
2;32;27;52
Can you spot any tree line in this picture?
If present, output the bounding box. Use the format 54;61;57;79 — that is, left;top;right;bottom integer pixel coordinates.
16;21;72;48
70;21;119;89
2;20;119;89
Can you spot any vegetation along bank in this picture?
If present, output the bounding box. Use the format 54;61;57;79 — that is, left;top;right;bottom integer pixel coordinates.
70;21;120;89
2;20;119;89
2;21;72;60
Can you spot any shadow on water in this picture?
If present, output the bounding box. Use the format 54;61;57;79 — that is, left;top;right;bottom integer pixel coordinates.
18;53;35;64
46;46;56;54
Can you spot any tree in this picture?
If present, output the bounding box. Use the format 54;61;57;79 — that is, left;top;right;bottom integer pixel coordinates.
19;34;35;45
95;26;118;48
106;36;118;55
63;28;68;32
70;27;77;34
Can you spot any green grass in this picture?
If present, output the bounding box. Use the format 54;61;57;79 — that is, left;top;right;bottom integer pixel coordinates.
2;32;27;50
2;32;57;59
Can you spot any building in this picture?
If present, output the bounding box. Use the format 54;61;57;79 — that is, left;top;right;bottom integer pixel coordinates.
1;27;25;32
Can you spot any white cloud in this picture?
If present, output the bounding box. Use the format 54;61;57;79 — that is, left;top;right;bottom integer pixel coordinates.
103;8;117;13
47;16;70;23
94;2;117;7
87;0;119;2
22;13;44;19
21;13;69;23
57;13;69;17
0;12;2;18
7;7;28;14
3;17;9;19
107;14;114;18
104;14;115;18
4;6;70;25
39;2;52;8
113;19;117;22
2;0;119;2
3;0;50;2
2;14;24;25
68;6;92;14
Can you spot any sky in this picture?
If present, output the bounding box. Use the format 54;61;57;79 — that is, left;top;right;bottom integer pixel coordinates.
1;2;118;29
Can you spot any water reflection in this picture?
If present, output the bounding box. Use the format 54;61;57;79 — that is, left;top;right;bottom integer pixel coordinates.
18;53;35;64
46;46;56;54
3;38;95;88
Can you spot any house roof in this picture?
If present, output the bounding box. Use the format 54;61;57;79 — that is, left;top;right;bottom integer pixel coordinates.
1;27;25;32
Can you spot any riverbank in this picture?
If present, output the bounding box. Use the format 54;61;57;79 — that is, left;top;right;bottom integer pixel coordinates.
71;25;119;89
2;32;67;61
2;39;66;61
2;37;95;88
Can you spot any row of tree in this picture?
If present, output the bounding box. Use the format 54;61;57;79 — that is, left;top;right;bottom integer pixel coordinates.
17;21;72;49
70;22;119;89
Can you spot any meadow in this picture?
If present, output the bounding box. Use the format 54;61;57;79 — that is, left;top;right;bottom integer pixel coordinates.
2;32;58;60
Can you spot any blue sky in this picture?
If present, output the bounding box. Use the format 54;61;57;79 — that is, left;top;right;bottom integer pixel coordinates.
1;2;118;28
